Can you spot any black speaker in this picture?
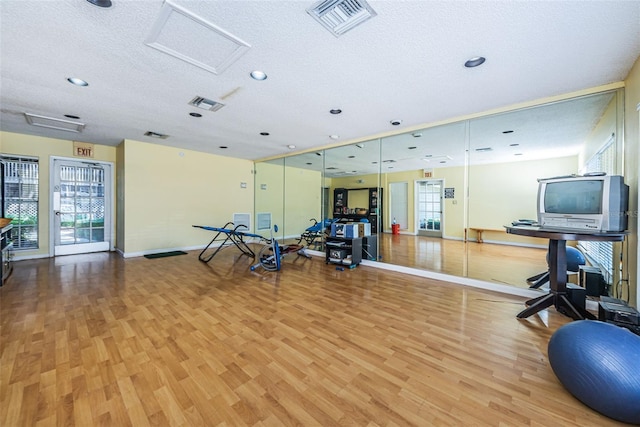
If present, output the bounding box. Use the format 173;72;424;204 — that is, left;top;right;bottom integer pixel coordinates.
566;283;586;311
579;266;608;296
362;235;377;261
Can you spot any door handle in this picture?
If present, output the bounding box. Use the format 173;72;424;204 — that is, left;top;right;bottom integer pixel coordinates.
54;211;61;216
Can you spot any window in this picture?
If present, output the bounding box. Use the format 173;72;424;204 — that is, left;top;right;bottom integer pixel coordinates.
2;156;39;250
579;136;616;282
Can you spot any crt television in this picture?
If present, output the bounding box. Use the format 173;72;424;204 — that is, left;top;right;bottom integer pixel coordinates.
537;174;629;232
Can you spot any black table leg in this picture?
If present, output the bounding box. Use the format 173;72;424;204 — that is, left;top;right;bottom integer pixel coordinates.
517;293;555;318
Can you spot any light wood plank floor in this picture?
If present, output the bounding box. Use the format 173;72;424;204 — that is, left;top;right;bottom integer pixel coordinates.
1;248;623;426
377;233;550;288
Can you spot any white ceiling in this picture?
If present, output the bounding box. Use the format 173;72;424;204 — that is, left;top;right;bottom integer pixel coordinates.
1;0;639;162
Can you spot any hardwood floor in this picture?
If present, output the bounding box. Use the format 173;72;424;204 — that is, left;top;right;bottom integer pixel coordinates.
378;233;549;289
1;248;623;426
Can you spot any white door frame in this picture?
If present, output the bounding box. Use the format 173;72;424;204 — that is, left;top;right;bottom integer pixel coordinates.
415;179;444;237
49;156;115;256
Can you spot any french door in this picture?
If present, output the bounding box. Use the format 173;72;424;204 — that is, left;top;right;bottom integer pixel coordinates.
51;159;112;256
416;179;443;238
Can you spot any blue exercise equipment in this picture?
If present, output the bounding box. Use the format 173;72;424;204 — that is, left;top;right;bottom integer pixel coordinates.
548;320;640;424
251;225;310;271
297;218;337;249
528;246;586;289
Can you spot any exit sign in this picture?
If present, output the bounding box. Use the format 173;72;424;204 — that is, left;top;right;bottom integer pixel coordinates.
73;141;94;158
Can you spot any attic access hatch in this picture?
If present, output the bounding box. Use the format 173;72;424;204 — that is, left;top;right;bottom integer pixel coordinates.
307;0;377;37
145;0;251;75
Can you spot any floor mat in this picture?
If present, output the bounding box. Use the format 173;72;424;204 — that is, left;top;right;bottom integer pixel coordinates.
144;251;188;259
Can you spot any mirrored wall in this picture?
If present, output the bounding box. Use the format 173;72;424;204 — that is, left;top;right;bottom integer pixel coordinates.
254;89;624;291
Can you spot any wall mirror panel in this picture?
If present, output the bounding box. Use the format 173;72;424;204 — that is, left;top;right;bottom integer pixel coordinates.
254;158;285;242
378;122;468;274
466;90;620;288
254;88;623;292
282;152;325;246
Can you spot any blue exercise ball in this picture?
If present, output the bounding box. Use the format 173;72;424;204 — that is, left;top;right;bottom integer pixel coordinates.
546;246;586;272
548;320;640;424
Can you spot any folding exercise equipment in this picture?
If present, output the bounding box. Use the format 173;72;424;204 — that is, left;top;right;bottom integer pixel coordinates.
297;218;336;249
193;222;265;263
251;225;311;272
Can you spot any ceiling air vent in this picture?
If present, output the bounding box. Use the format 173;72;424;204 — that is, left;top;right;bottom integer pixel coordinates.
144;131;170;139
24;113;85;133
307;0;377;37
188;96;225;112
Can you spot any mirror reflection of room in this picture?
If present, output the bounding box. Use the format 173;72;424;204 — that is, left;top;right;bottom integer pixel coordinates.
254;88;624;297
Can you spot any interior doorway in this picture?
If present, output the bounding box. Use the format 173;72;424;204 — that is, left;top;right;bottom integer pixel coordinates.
50;158;113;256
415;179;443;238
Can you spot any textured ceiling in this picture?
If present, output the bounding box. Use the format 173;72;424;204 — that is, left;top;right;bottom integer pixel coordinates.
1;0;639;162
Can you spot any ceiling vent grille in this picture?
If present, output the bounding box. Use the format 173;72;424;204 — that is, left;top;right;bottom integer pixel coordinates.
24;113;85;133
307;0;377;37
188;96;225;112
144;131;170;139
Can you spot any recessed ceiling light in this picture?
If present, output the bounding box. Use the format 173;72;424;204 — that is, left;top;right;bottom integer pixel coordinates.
515;153;523;156
329;135;340;140
287;145;296;149
412;133;422;138
475;147;493;152
355;143;364;148
503;130;514;134
67;77;88;87
306;162;312;165
439;161;447;164
64;114;81;120
250;70;267;80
219;146;228;149
408;146;417;150
260;132;270;136
315;152;322;156
465;56;486;68
509;143;520;147
330;109;342;115
390;119;402;126
189;112;202;117
372;161;378;164
348;155;355;159
86;0;112;7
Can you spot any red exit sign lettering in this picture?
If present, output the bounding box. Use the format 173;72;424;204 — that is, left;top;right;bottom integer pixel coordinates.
73;141;94;158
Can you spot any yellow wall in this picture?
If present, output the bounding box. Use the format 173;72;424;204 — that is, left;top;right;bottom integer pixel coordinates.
433;166;465;239
120;139;254;255
624;55;640;307
255;161;285;237
468;156;578;245
0;131;117;258
580;95;619;170
116;142;125;251
284;165;322;238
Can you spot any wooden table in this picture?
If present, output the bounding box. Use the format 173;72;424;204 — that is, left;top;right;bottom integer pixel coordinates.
505;226;626;320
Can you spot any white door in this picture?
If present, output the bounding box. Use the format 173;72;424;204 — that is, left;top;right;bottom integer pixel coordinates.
415;179;443;238
389;182;408;230
52;159;112;256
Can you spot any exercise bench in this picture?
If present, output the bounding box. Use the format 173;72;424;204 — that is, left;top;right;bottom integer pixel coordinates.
192;222;265;263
